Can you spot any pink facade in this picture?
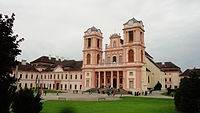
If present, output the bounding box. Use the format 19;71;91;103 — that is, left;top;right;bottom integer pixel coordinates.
82;18;147;92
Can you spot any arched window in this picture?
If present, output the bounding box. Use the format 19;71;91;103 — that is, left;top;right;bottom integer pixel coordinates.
113;41;116;48
97;54;100;64
141;50;143;62
128;49;134;62
113;56;116;63
87;54;91;64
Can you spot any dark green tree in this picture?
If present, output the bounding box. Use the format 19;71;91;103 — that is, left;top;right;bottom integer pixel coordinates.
12;88;42;113
175;71;200;113
0;13;23;113
154;81;162;90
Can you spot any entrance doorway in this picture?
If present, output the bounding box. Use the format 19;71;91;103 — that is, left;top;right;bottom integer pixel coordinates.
113;78;117;88
56;83;59;90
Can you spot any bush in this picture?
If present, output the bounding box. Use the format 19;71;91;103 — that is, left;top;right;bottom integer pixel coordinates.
175;71;200;113
12;88;43;113
154;81;162;90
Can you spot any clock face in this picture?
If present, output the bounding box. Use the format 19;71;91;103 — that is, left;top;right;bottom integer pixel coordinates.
88;29;92;33
128;20;134;25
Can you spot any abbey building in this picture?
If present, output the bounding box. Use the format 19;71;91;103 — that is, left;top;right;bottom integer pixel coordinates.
12;18;181;92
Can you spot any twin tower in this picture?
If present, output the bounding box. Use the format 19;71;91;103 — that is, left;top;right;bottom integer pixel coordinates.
81;18;147;92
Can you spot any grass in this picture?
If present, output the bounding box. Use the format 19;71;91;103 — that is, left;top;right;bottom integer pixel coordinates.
40;97;179;113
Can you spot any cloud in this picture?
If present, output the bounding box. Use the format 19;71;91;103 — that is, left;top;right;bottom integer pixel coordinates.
1;0;200;71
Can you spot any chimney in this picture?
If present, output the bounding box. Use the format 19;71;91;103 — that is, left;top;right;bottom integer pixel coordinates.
21;60;27;65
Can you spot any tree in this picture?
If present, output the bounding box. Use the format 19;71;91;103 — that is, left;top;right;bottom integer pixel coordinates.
12;88;42;113
175;71;200;113
154;81;162;90
0;13;23;113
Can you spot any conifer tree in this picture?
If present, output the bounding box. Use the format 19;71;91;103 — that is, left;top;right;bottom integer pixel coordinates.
0;13;23;113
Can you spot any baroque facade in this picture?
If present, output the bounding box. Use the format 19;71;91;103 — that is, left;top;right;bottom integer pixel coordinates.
12;18;181;92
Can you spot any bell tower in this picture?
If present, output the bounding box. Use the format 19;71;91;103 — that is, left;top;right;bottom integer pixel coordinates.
82;26;103;68
122;18;145;64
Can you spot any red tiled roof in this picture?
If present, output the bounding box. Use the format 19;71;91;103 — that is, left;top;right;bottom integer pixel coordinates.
156;62;181;72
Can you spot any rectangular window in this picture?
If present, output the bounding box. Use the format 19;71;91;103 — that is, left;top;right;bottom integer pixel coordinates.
25;83;27;88
129;81;133;88
65;84;67;90
88;38;91;47
129;31;133;42
26;74;28;79
119;56;122;63
80;85;82;89
97;39;100;48
30;83;32;88
80;75;82;79
140;32;142;41
20;74;22;78
65;74;68;79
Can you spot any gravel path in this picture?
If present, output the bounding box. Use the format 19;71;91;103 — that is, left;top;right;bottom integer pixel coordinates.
41;91;173;101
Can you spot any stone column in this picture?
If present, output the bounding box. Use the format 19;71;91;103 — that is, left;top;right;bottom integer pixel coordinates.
117;71;120;89
98;72;101;88
104;71;106;88
111;71;113;88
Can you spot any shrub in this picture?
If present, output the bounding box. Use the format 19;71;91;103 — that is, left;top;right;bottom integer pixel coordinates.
154;81;162;90
12;88;43;113
175;71;200;113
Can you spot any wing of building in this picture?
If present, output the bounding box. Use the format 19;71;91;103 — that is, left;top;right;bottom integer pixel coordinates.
12;18;182;92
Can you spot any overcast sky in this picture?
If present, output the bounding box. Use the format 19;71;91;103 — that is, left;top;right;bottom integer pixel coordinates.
1;0;200;71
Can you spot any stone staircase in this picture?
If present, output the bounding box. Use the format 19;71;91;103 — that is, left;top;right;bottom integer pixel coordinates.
84;88;129;94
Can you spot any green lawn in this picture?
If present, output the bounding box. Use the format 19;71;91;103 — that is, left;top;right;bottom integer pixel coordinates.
40;97;179;113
